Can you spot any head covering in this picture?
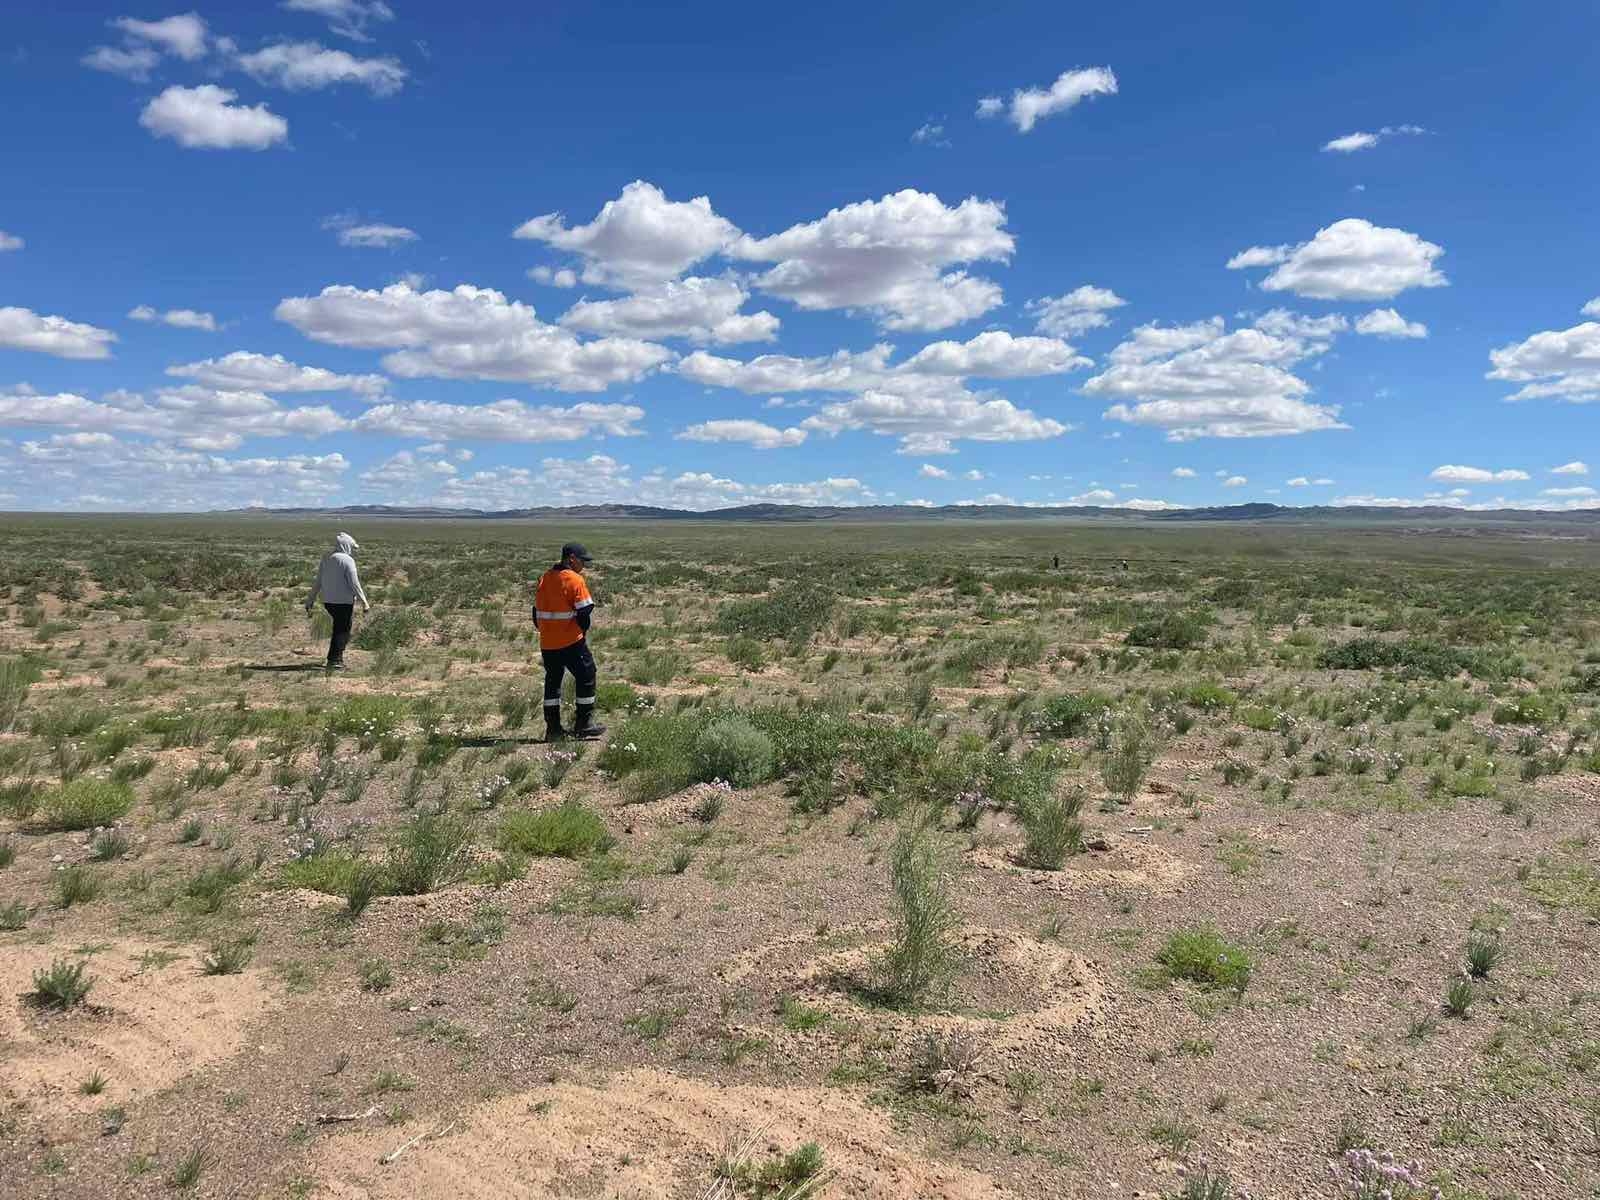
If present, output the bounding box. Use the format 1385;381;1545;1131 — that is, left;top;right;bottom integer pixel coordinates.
335;532;359;556
561;541;592;563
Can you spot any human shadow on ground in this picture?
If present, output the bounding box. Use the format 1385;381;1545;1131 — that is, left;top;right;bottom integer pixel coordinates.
240;663;329;674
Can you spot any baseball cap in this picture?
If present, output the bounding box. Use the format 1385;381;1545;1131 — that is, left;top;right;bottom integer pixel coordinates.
561;541;593;563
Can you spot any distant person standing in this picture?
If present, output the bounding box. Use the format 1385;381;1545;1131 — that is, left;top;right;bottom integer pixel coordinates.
304;532;370;670
534;542;604;741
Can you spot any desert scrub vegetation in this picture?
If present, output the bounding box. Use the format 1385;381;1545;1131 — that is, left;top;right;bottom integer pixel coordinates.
881;811;959;1008
31;777;134;831
497;800;615;858
1155;928;1253;996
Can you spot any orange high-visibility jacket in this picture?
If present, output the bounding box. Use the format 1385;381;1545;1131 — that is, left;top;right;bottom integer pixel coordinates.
534;566;593;651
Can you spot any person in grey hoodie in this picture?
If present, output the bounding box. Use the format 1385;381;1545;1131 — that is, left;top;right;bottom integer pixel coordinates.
304;532;370;669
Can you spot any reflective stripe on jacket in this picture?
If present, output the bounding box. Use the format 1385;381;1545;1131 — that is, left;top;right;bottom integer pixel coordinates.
534;566;593;650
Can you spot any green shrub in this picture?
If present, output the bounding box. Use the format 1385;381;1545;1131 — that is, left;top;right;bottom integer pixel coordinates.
326;696;409;736
353;608;428;652
385;813;473;895
1126;611;1211;650
201;938;254;975
715;583;835;642
53;865;102;908
0;656;44;731
33;778;134;831
1492;693;1562;727
1032;691;1114;737
693;716;777;787
1017;784;1085;869
279;851;368;895
184;856;251;912
497;801;615;859
30;958;94;1009
1156;928;1252;995
1102;707;1155;802
1318;637;1519;681
882;813;958;1008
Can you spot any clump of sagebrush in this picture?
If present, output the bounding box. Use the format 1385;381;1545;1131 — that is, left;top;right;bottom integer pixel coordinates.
33;777;134;831
1156;928;1252;995
1125;610;1212;650
0;656;44;731
906;1028;981;1097
1102;705;1157;803
715;582;836;643
352;608;427;652
693;716;776;787
497;801;615;859
201;937;254;976
1017;782;1086;870
30;958;95;1009
385;812;473;895
1031;691;1114;737
54;865;101;908
881;811;959;1008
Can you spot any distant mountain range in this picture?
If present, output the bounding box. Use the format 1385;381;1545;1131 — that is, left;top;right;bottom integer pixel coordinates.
216;501;1600;525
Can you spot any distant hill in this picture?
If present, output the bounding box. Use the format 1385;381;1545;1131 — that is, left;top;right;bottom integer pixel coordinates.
216;501;1600;526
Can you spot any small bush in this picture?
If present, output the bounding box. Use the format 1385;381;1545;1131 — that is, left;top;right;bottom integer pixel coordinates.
201;938;254;976
279;851;367;896
33;778;134;831
0;900;29;930
1156;928;1252;995
0;656;44;731
90;829;131;862
183;856;251;912
359;959;393;992
693;716;776;787
30;958;94;1009
385;813;473;895
54;865;102;908
1017;784;1085;870
326;696;409;736
1102;707;1155;802
715;583;835;642
1126;611;1211;650
882;813;959;1008
1033;691;1114;737
1444;977;1474;1017
352;608;427;652
0;838;16;868
498;801;614;859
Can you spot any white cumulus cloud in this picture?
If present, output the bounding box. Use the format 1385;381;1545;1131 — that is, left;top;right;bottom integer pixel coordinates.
234;41;407;95
919;464;951;479
82;44;162;80
140;85;288;151
730;189;1013;332
1026;285;1127;337
1084;317;1347;440
128;305;217;331
113;13;209;60
1430;464;1530;483
1228;218;1447;301
1321;124;1426;153
275;282;672;391
323;215;419;248
0;231;22;252
1550;460;1589;476
514;180;740;290
977;66;1118;133
558;276;778;344
281;0;395;42
1488;319;1600;404
1223;475;1248;487
351;399;645;443
1355;307;1428;339
166;350;385;395
676;419;806;449
1583;298;1600;318
800;391;1069;455
0;307;117;360
1171;467;1196;477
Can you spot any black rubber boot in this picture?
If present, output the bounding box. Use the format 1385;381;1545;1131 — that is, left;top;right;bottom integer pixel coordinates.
544;715;567;742
572;707;606;739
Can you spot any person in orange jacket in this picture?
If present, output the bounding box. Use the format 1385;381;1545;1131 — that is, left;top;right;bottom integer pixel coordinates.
533;541;604;740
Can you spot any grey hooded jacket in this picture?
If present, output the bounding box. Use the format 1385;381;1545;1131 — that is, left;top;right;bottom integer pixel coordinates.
305;532;370;608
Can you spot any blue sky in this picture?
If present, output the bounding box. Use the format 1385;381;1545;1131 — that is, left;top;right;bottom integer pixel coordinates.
2;1;1598;512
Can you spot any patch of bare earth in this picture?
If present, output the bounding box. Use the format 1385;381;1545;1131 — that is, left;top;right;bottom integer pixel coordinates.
315;1067;1015;1200
1;942;279;1117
